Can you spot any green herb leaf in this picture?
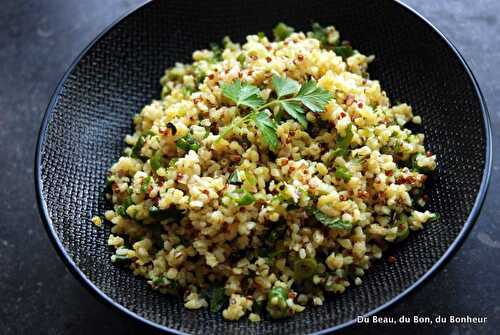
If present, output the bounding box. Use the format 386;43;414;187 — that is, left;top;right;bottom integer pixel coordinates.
336;124;353;150
150;151;163;171
281;100;307;128
141;176;152;193
255;111;279;151
334;166;352;182
272;74;300;98
228;170;243;185
273;22;294;41
333;45;354;60
228;188;256;206
221;80;264;110
237;53;246;67
307;207;352;230
131;135;145;159
295;80;332;113
208;286;226;313
176;134;200;152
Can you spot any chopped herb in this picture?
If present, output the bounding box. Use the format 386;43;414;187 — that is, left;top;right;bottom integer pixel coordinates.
208;286;226;313
257;31;266;39
161;85;171;99
333;45;354;60
266;287;289;319
176;134;200;152
150;151;163;171
429;213;440;222
307;207;352;230
228;188;256;206
228;170;243;185
336;124;354;150
244;171;257;186
335;166;352;182
130;135;145;159
273;22;294;41
141;176;152;193
237;53;246;67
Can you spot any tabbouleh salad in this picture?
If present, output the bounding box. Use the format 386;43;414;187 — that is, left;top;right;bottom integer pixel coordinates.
93;22;438;322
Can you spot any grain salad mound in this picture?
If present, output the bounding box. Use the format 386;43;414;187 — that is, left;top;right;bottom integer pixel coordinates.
96;22;438;321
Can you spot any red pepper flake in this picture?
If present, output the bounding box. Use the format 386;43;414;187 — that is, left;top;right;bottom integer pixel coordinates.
266;56;272;63
297;54;304;61
238;72;243;78
247;70;253;76
340;112;346;118
147;185;153;194
339;195;347;201
176;172;184;181
202;189;209;195
387;255;396;263
385;170;393;177
357;101;364;108
265;45;272;51
289;131;295;136
207;73;215;80
395;177;405;185
426;151;433;157
250;55;257;61
288;291;297;299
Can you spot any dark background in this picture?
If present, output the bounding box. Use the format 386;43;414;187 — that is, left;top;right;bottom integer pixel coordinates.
1;0;498;334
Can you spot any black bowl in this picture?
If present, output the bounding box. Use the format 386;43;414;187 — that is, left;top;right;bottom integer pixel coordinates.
35;0;492;334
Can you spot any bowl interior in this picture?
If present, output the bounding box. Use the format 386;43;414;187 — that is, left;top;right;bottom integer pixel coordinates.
37;0;488;334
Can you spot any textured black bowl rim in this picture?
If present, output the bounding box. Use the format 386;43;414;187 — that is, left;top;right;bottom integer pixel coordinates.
34;1;492;334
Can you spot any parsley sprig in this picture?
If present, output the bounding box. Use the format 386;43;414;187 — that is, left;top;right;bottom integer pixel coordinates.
216;75;332;150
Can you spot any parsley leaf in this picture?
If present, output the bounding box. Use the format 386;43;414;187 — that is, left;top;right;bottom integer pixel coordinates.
307;207;352;230
280;100;307;128
255;111;279;151
221;80;264;110
272;74;300;98
295;80;332;112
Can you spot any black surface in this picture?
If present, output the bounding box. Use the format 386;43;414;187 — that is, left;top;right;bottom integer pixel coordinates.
1;0;498;334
